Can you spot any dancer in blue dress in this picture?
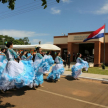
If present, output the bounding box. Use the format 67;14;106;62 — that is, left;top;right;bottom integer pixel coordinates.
20;51;32;60
43;51;54;75
27;52;33;61
34;47;48;87
0;42;35;91
0;48;7;76
47;52;64;82
71;53;89;80
18;50;36;88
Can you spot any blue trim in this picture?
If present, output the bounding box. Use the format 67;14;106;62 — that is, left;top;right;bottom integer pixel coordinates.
83;33;104;42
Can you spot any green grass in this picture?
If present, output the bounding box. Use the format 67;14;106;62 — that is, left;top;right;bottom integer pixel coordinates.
66;67;108;75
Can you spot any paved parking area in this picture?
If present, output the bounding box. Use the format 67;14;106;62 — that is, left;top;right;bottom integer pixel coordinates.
0;76;108;108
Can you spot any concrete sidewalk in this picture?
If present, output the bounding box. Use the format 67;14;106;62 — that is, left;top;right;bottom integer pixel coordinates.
63;70;108;82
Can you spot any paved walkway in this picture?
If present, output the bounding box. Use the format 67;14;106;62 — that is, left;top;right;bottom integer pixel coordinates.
63;70;108;81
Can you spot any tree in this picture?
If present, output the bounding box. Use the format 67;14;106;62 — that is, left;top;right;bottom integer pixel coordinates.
0;0;60;10
23;37;31;45
0;35;31;45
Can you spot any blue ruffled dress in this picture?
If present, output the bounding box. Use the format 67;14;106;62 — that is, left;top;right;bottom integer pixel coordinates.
43;55;54;74
27;53;33;61
71;57;89;78
16;55;35;88
0;53;7;76
34;53;48;86
47;56;64;81
0;48;35;91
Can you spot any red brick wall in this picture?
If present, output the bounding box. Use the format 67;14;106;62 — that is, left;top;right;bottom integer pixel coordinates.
68;42;73;62
73;44;79;54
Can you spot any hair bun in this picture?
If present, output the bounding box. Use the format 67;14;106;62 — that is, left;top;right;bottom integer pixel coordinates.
5;41;8;45
36;47;40;51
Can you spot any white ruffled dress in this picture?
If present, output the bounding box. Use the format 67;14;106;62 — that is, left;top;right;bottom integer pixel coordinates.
71;57;89;78
0;48;35;91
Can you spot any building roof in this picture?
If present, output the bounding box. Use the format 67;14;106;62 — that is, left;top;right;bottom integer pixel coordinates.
54;31;108;38
68;31;94;35
54;36;68;38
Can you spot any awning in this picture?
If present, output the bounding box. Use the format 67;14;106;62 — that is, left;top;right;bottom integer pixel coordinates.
35;44;61;51
13;44;60;51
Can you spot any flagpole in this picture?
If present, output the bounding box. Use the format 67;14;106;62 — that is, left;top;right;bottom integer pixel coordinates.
104;24;106;66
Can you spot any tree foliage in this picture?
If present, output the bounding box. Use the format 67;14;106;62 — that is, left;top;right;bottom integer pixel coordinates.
0;35;31;45
0;0;60;10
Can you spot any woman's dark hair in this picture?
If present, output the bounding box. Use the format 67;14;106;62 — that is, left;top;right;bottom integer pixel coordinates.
77;53;81;58
36;47;41;52
32;54;36;62
26;52;28;57
46;51;50;55
56;52;60;56
20;51;26;58
1;48;5;52
5;42;13;48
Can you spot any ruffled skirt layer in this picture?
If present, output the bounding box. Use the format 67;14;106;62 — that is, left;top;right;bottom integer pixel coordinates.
0;60;35;91
72;61;89;78
33;58;50;85
47;64;64;81
0;62;7;76
42;56;54;74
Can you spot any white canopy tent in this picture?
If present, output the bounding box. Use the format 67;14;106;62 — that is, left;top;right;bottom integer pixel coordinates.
13;44;61;51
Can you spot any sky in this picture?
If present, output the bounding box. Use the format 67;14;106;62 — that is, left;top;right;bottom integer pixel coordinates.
0;0;108;44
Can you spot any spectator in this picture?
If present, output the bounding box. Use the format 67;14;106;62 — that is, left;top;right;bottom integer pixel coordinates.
67;52;71;68
63;53;67;67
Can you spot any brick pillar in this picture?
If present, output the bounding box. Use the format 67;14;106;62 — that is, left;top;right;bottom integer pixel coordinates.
94;41;101;66
68;42;73;62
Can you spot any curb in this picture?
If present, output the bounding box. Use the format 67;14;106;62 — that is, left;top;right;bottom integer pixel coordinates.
62;74;108;82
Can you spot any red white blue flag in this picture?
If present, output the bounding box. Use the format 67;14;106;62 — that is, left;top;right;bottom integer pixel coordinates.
83;25;105;42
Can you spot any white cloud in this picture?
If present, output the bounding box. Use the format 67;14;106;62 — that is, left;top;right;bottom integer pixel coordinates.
78;2;108;15
95;3;108;14
61;0;72;3
31;39;45;45
31;39;53;45
0;30;49;38
51;8;61;14
45;41;53;44
32;39;40;44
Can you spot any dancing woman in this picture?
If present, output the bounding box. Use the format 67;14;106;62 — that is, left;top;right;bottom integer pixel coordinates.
33;47;45;87
19;50;36;87
0;42;35;91
47;52;64;82
43;51;54;75
20;51;32;60
26;51;33;61
0;48;7;75
71;53;89;80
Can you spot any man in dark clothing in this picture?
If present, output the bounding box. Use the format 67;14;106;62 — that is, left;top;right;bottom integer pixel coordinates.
67;52;71;68
63;53;67;67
